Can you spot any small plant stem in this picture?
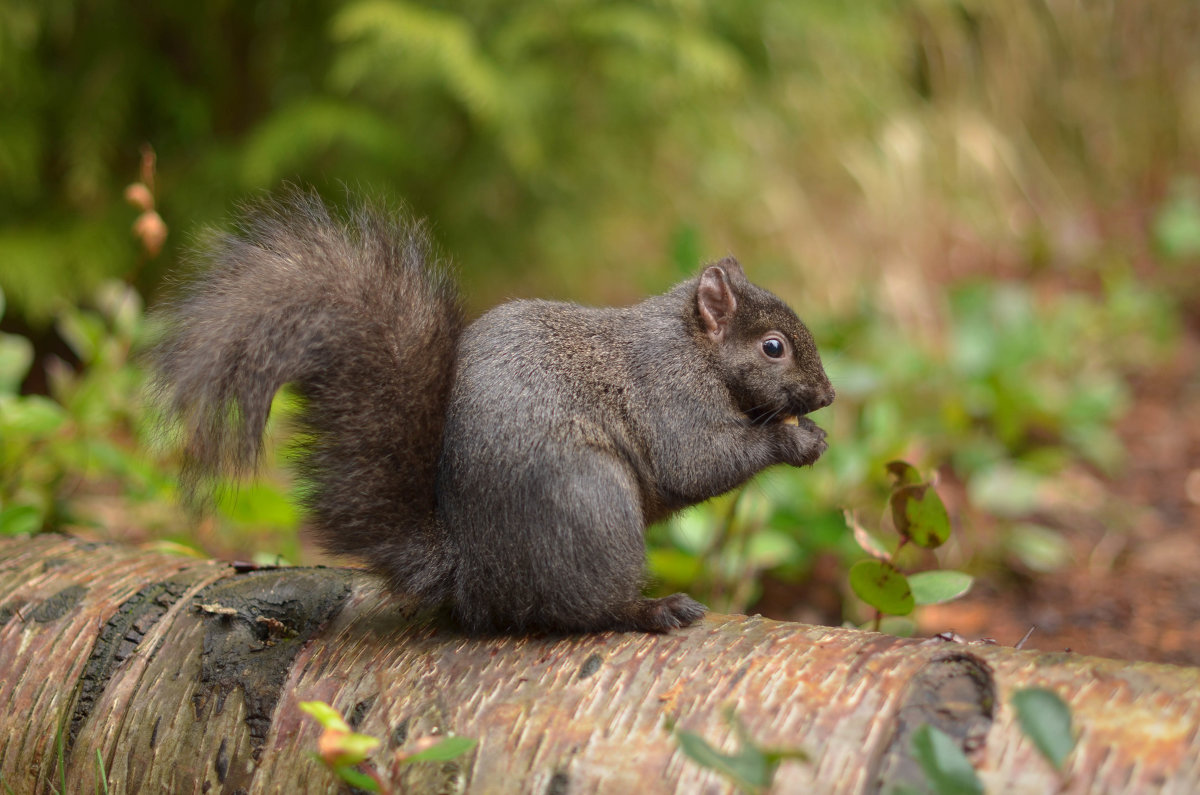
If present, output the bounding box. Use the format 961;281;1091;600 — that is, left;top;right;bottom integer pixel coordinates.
95;750;110;795
702;487;747;608
365;764;390;795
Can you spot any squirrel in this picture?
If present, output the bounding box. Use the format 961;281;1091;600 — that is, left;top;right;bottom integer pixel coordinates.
151;190;834;635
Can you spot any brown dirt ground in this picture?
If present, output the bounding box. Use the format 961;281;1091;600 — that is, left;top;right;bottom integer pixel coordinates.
920;322;1200;667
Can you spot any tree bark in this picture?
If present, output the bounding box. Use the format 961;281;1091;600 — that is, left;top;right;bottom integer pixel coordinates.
1;534;1197;794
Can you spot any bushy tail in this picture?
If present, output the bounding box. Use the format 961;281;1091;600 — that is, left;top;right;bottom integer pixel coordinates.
150;189;463;601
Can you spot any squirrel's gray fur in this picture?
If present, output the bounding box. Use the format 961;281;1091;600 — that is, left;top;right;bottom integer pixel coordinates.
152;189;834;635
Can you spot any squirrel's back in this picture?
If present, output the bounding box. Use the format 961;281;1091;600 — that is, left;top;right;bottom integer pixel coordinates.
151;190;463;600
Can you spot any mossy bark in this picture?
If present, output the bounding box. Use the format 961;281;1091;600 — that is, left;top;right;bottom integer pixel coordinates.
1;535;1197;793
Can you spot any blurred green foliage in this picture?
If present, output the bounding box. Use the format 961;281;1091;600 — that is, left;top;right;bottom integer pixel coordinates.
1;283;156;533
2;0;1196;620
0;282;301;561
3;0;906;316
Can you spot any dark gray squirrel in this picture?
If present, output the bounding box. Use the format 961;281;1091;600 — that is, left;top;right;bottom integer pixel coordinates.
152;190;834;635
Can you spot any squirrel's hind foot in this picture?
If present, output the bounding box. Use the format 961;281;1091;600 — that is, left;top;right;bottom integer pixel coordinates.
627;593;707;633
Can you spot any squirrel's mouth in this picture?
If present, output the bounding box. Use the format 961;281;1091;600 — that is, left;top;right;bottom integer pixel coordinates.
747;408;805;426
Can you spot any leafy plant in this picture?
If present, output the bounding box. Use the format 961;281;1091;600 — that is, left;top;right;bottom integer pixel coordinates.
0;282;154;538
300;701;385;791
848;462;973;632
1011;687;1075;773
300;700;476;794
670;708;808;794
901;688;1076;794
0;278;304;564
905;724;983;795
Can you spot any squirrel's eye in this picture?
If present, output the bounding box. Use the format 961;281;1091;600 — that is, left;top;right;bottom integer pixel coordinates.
761;337;785;358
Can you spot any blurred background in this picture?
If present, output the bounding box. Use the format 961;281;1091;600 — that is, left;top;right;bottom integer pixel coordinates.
2;0;1197;662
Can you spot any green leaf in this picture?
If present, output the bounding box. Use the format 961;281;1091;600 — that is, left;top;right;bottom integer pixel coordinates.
95;748;110;795
890;484;951;549
675;728;771;792
331;731;382;765
94;281;143;340
1005;524;1072;573
0;333;33;394
967;465;1042;517
1012;688;1074;771
0;395;67;436
334;766;380;791
56;309;107;363
403;736;478;763
1153;179;1200;260
0;505;43;536
299;701;351;732
849;560;914;616
911;724;984;795
908;570;974;606
886;460;922;487
762;747;810;767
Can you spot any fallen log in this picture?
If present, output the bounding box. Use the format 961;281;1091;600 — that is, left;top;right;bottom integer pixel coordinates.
1;534;1197;793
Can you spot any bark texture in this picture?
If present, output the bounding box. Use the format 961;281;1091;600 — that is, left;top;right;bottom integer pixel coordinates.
1;534;1197;794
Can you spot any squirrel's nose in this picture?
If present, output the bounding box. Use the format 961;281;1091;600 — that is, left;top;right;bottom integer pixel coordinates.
799;386;835;415
796;386;835;417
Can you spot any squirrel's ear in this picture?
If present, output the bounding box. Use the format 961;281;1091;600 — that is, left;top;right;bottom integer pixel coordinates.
714;256;747;283
697;264;738;341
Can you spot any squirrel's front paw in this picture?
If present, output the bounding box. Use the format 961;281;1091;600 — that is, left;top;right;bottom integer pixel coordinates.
779;416;827;467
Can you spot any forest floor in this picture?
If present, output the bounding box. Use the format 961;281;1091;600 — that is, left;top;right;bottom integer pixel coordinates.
757;306;1200;668
913;319;1200;667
